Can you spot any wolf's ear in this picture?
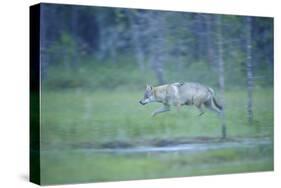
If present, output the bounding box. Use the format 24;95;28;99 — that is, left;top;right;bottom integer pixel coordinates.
146;84;153;90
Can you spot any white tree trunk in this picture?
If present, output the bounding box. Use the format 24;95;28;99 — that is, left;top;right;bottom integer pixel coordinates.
71;6;79;69
128;11;145;71
147;12;166;84
216;16;226;139
205;15;215;66
40;5;49;80
246;17;254;125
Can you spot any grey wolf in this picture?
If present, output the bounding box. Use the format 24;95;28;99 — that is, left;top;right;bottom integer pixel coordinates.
139;82;222;116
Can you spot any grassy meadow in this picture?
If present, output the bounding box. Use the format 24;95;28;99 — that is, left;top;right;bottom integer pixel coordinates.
41;89;273;149
41;146;273;184
40;65;273;184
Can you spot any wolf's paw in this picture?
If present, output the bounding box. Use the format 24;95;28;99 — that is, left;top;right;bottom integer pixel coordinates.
198;112;205;116
151;112;157;117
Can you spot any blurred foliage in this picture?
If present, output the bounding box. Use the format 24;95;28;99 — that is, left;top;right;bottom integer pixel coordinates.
42;56;272;91
40;4;273;89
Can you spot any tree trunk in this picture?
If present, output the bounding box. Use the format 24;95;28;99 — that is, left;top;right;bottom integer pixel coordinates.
128;11;145;71
205;15;215;66
150;55;165;85
71;6;79;70
108;28;117;64
148;12;166;85
216;15;226;139
96;13;109;62
40;5;49;80
246;17;254;125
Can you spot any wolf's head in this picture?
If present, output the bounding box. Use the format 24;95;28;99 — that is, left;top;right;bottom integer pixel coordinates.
139;85;155;105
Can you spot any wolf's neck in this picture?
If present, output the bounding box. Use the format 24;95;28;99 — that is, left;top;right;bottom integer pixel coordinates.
153;87;166;102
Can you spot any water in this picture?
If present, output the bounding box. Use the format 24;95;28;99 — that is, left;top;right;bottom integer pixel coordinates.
75;137;272;154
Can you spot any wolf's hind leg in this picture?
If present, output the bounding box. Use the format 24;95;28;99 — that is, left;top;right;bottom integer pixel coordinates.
196;103;205;116
152;105;170;117
176;103;181;112
204;99;221;114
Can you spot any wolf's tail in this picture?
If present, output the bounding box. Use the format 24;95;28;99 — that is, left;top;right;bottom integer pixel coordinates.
207;87;215;95
208;87;223;111
212;97;223;111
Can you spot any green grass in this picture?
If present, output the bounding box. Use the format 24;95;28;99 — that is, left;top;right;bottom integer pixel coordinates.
40;88;273;149
40;145;273;185
39;87;273;184
38;36;274;184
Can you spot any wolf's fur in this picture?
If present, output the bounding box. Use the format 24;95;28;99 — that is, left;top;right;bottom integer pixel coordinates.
139;82;222;116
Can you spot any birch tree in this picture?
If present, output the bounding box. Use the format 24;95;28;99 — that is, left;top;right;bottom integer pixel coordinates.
146;12;167;84
71;6;79;69
246;17;253;125
40;4;49;79
216;15;226;139
204;15;215;66
127;10;145;71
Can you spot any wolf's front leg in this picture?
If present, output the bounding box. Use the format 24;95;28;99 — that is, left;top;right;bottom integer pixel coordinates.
152;105;170;117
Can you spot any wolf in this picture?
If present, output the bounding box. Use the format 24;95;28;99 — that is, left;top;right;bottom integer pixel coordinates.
139;82;222;116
